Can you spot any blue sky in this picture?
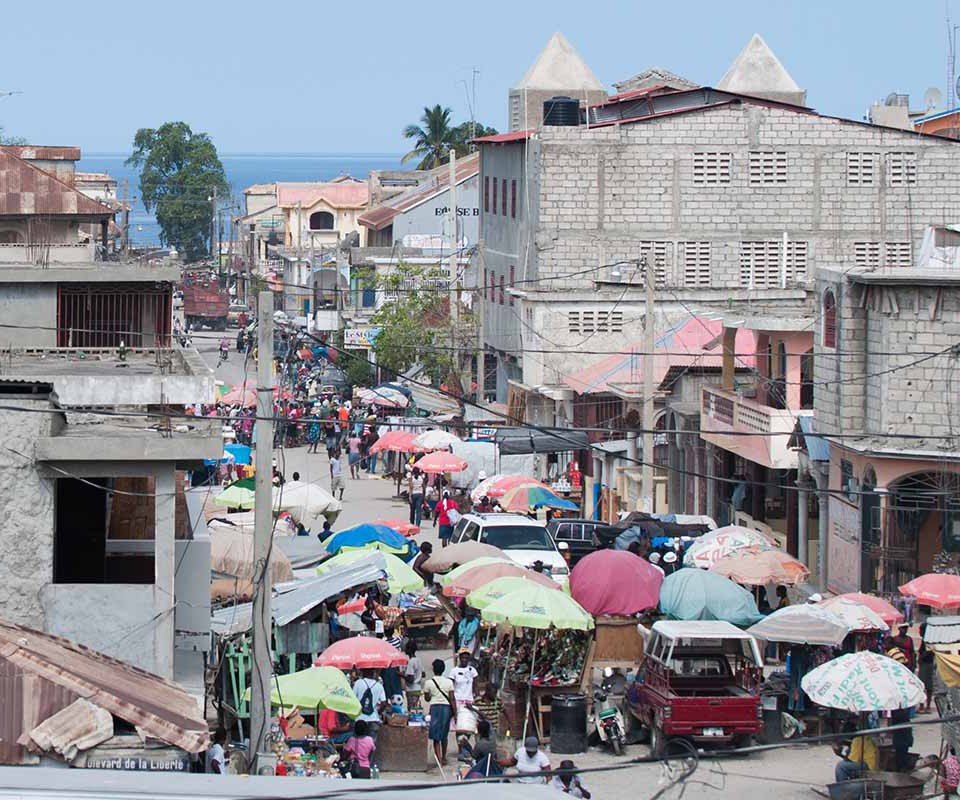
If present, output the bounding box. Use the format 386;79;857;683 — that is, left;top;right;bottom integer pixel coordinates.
0;0;951;154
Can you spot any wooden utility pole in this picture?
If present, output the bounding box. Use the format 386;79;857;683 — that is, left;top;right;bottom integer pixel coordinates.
476;238;485;401
121;177;130;259
640;256;655;513
249;290;274;773
447;149;461;394
210;186;218;265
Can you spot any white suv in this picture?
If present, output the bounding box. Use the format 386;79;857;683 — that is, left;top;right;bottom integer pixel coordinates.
451;512;570;584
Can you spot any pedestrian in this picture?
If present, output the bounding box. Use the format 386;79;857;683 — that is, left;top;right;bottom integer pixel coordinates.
455;607;480;656
408;466;425;526
218;336;230;365
412;541;434;586
423;659;456;767
348;431;362;479
550;760;591;798
450;648;479;753
206;728;228;775
470;683;504;732
307;413;322;454
383;625;403;651
476;495;493;513
775;585;791;610
509;736;551;784
436;491;458;548
296;522;310;536
352;669;387;738
887;624;917;671
330;449;345;500
236;329;244;353
319;707;353;745
403;640;424;713
318;520;332;542
366;428;380;475
464;719;503;778
343;719;376;779
919;622;935;713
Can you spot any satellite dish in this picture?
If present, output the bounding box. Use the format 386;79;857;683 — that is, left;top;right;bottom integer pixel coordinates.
885;92;901;106
925;86;943;110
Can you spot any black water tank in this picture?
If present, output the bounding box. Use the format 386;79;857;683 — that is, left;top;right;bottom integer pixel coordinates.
543;96;581;126
550;693;588;753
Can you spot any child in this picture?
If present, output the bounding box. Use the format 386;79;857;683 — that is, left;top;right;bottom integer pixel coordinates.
343;720;376;779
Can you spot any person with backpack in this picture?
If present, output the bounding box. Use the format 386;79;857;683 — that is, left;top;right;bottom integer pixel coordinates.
352;668;387;737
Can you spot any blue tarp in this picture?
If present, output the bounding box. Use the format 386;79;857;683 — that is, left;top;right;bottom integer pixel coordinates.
659;568;764;627
225;443;252;465
323;524;413;558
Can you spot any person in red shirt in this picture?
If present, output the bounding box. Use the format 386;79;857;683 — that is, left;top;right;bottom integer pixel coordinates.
436;491;458;548
319;708;353;744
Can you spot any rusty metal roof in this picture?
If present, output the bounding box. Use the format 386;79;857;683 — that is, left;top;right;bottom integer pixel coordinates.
0;620;208;759
3;146;81;161
0;147;114;218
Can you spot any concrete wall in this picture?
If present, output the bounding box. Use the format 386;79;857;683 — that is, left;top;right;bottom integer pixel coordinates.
0;284;57;347
0;403;57;628
391;174;481;247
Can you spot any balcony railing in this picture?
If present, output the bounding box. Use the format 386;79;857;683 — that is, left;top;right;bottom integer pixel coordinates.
0;242;97;264
701;385;809;470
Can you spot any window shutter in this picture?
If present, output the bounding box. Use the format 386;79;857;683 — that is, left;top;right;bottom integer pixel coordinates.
501;179;508;216
483;177;489;212
492;178;498;215
511;179;517;218
823;291;837;349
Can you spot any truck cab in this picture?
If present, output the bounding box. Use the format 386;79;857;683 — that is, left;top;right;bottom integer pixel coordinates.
631;620;763;754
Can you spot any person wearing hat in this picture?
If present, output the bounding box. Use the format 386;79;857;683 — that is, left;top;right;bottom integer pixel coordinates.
509;735;551;784
550;759;591;798
661;550;679;575
647;551;665;577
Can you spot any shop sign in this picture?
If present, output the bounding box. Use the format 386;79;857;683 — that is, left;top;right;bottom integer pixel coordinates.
343;328;380;349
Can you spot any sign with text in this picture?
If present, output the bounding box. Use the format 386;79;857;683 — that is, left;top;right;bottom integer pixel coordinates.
343;327;380;349
78;749;189;772
827;496;861;594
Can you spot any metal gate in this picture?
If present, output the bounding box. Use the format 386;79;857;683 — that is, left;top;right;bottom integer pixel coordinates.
57;283;172;348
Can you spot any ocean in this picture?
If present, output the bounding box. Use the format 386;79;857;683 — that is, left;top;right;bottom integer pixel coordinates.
77;152;405;247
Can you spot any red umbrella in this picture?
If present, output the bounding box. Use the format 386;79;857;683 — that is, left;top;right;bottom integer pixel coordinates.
315;637;408;670
899;573;960;609
414;450;469;474
570;550;662;616
220;382;293;408
374;518;420;537
369;430;424;454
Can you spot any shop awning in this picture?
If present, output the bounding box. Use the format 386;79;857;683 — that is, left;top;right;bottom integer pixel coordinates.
494;427;590;455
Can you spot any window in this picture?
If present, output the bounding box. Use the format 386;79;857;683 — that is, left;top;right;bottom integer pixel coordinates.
488;271;495;301
567;310;624;334
510;179;517;218
847;152;879;186
308;211;334;230
738;240;809;287
508;265;515;305
840;458;856;501
748;151;787;185
887;152;918;186
501;179;508;216
509;94;522;131
693;151;733;184
884;241;912;267
483;176;489;212
499;275;505;305
680;241;712;287
638;241;669;286
492;178;498;215
822;289;837;349
854;241;880;268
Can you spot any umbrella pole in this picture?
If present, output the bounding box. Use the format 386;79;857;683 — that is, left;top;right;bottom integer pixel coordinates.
522;630;539;741
499;631;514;697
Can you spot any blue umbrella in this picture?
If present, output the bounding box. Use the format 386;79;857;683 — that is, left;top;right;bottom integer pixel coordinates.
323;523;412;557
224;443;252;465
659;567;763;627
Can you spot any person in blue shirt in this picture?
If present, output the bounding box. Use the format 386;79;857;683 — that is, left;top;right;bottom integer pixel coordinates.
456;607;480;657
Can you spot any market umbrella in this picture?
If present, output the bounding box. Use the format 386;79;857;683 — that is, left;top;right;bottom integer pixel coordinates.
221;382;292;407
800;651;926;711
357;386;410;408
439;557;515;586
411;429;461;451
243;666;361;717
214;477;257;509
819;598;890;632
373;518;420;537
710;547;809;586
820;593;904;626
898;573;960;609
273;481;342;523
466;575;561;610
369;430;424;454
316;550;422;594
315;637;408;670
442;561;557;597
498;485;579;512
747;604;852;647
224;442;252;465
481;583;594;631
422;541;507;573
210;526;294;583
298;348;315;360
470;475;552;503
658;568;764;626
414;451;469;474
323;523;413;557
683;526;778;569
570;550;662;616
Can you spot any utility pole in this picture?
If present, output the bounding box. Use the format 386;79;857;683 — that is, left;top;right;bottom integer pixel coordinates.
640;256;655;513
210;186;218;265
447;149;461;395
249;290;274;773
476;238;485;401
121;177;130;260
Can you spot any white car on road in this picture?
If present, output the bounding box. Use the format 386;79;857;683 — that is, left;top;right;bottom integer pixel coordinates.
451;512;570;584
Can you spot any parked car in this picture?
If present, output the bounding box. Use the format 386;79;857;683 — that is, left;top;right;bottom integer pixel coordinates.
629;620;763;755
546;518;620;565
451;512;570;584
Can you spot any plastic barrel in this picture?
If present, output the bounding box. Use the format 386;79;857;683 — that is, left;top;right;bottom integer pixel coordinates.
550;693;588;754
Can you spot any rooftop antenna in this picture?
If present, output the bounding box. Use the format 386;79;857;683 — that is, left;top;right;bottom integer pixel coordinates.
949;2;958;110
458;67;480;151
925;86;944;112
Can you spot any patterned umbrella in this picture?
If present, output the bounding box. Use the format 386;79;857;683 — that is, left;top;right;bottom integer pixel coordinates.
357;386;409;408
683;526;778;568
820;593;903;625
470;475;551;503
899;573;960;609
801;651;926;711
819;598;890;632
414;451;469;474
710;547;809;585
498;485;578;512
747;604;852;647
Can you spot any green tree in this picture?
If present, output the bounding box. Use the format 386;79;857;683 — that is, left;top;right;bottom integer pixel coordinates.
126;122;228;262
341;351;375;388
450;121;498;157
0;128;26;145
402;105;456;170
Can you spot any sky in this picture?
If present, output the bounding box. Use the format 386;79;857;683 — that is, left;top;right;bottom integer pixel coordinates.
0;0;954;154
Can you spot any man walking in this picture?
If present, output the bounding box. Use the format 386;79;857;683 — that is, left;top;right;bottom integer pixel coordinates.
330;448;345;500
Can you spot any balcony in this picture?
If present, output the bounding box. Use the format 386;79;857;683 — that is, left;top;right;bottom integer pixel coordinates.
700;385;809;470
0;242;96;264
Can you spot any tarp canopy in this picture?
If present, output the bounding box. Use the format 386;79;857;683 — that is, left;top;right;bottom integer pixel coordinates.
494;427;590;455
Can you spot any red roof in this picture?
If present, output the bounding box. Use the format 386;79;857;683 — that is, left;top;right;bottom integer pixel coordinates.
277;180;368;209
0;147;114;218
473;129;535;144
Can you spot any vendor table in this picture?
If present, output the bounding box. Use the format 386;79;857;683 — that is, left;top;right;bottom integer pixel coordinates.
375;724;429;772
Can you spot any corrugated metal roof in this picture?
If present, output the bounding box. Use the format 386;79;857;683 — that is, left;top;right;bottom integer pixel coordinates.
474;129;534;144
0;620;208;756
0;147;114;218
797;415;830;462
20;698;113;762
924;616;960;645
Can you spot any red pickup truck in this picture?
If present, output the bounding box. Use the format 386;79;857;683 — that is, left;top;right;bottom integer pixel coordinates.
630;620;763;755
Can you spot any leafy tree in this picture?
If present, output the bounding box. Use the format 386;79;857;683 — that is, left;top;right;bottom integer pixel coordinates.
402;105;456;170
451;122;498;157
126;122;228;262
0;128;26;145
341;351;375;388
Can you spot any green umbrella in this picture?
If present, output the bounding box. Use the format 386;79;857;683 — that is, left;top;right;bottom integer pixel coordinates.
244;666;361;717
481;583;594;631
439;557;513;587
317;550;422;594
467;575;561;610
213;478;256;509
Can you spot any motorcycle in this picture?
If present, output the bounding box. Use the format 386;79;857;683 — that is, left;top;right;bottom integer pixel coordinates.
593;682;627;755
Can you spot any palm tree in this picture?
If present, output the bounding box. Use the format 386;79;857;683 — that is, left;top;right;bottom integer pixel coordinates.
402;105;455;170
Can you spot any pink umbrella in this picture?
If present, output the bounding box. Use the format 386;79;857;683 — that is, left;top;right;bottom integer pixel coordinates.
315;637;408;670
443;562;557;597
374;518;420;537
570;550;663;615
414;451;469;474
369;430;424;454
899;573;960;609
821;593;904;625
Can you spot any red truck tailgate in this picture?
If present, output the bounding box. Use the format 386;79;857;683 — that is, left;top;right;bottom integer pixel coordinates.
663;694;760;738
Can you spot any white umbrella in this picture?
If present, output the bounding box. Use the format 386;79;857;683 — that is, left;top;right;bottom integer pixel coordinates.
411;429;460;451
801;651;926;711
819;597;890;632
746;604;852;647
273;481;342;522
